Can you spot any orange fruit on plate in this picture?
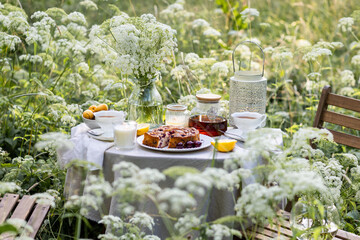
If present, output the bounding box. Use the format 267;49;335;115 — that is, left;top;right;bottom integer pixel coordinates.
88;105;97;112
83;110;94;119
94;104;108;112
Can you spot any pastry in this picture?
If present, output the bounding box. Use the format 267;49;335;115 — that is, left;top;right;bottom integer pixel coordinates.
143;126;200;148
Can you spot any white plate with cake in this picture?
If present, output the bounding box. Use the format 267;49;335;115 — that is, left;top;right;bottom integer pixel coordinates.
138;125;213;152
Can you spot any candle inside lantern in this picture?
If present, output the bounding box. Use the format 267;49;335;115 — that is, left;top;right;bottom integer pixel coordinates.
113;121;137;150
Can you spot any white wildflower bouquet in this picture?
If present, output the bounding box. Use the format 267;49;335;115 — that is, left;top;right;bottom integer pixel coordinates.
99;13;177;85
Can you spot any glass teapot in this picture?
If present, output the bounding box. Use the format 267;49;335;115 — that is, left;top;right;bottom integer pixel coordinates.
188;93;227;136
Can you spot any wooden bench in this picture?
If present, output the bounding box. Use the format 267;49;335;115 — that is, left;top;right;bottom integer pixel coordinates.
245;211;360;240
0;193;51;239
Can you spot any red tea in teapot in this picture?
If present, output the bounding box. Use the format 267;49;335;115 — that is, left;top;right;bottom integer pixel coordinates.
188;115;227;137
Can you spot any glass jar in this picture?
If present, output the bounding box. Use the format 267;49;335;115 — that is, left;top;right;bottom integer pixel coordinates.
165;104;190;127
189;94;227;136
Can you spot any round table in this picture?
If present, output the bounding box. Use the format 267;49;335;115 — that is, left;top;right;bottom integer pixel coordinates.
63;125;283;239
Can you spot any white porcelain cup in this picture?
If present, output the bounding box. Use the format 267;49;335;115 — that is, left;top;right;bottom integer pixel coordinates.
231;112;266;132
94;110;126;137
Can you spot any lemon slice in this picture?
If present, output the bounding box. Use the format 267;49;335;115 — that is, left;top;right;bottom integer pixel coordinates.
137;123;150;136
211;139;237;152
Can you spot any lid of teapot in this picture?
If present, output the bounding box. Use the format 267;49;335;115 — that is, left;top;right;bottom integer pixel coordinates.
196;94;221;102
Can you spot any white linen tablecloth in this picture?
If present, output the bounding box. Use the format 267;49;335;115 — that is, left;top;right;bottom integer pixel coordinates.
62;125;283;239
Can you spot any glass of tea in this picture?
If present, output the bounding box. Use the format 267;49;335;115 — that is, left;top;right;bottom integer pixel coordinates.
231;112;266;133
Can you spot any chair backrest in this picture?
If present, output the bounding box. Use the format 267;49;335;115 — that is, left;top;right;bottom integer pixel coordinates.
0;194;50;239
313;85;360;149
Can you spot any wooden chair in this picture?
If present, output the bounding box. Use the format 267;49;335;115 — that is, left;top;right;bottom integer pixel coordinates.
246;210;360;240
0;193;51;239
313;85;360;149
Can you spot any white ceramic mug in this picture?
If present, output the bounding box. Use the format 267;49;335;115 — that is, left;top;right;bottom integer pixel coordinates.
231;112;266;132
94;110;126;137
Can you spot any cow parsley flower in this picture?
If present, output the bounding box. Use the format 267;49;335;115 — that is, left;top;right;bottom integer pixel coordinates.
175;214;201;234
271;51;293;61
351;166;360;182
112;161;140;178
0;32;21;50
308;72;321;81
192;19;210;29
203;27;221;38
6;219;34;235
80;0;98;10
171;65;188;81
211;62;229;76
104;14;177;82
99;215;124;229
31;11;48;20
184;52;200;65
175;173;212;196
205;224;232;240
64;11;87;26
339;87;355;96
31;192;57;208
143;236;160;240
241;8;259;17
129;212;154;230
351;55;360;66
338;17;354;32
303;48;332;62
0;182;20;194
98;233;119;240
340;70;356;86
157;188;197;215
202;168;237;190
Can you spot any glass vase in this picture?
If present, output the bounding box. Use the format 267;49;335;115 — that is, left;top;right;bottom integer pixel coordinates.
128;77;163;125
290;200;340;240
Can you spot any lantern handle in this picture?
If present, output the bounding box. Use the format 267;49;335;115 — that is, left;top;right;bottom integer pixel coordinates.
232;40;265;77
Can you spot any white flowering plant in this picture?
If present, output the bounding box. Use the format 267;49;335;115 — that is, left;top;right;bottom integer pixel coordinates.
95;13;177;85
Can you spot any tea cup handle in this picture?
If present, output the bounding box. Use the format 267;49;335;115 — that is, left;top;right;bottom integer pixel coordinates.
256;114;267;128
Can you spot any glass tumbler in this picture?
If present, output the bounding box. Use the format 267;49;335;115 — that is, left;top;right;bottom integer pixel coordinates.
113;121;137;150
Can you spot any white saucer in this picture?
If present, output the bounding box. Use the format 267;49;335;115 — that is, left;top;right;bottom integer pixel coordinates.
224;129;246;141
87;130;114;141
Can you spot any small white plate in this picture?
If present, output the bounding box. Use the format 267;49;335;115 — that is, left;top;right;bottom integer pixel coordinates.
87;130;113;142
224;129;246;141
137;134;213;152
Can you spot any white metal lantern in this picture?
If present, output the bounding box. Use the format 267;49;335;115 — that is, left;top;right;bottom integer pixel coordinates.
229;41;267;126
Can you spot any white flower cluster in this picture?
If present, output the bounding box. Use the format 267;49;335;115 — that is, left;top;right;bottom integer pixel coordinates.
192;19;221;38
174;214;201;234
340;70;356;86
351;55;360;66
303;47;332;62
211;62;229;76
0;181;20;194
19;54;43;64
0;32;21;50
129;212;154;230
31;191;58;208
157;188;197;215
80;0;98;10
160;1;194;21
241;8;260;17
171;65;188;81
99;14;177;80
205;224;232;240
338;17;354;32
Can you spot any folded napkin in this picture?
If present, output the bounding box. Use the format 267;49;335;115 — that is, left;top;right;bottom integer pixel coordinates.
58;123;114;170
